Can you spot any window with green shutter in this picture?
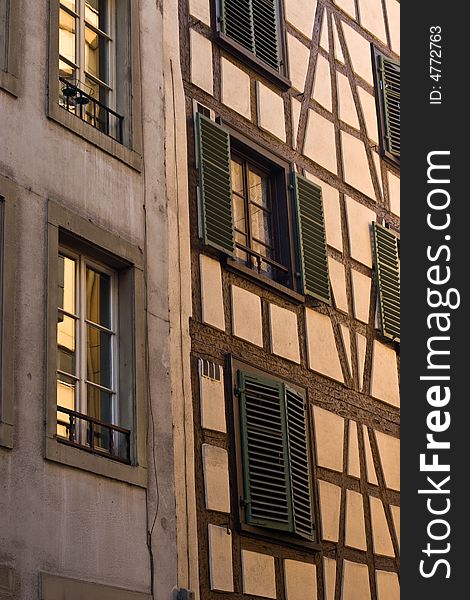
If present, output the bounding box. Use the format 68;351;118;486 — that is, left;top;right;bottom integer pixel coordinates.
373;49;400;163
216;0;288;85
237;369;315;541
372;222;400;342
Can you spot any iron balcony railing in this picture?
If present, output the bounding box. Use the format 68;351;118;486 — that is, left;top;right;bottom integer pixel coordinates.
59;77;124;144
57;405;131;464
235;242;289;277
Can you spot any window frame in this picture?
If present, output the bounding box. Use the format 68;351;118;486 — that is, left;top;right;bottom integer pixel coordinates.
48;0;143;170
228;356;321;550
0;176;17;449
213;0;291;90
0;0;20;96
372;46;400;166
223;125;301;298
46;200;147;486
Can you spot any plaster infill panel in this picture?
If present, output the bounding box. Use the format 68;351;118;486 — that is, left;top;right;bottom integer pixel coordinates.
356;333;367;389
287;34;310;92
304;111;338;175
363;426;379;485
208;525;234;592
200;366;227;433
351;270;371;324
388;170;400;217
334;0;356;19
318;480;341;542
348;420;361;478
345;490;367;550
369;497;395;557
306;309;344;383
337;72;359;129
385;0;400;55
390;505;400;549
284;0;317;38
221;59;251;119
342;132;377;200
202;444;231;513
190;30;213;94
328;258;348;313
340;324;352;376
376;571;400;600
231;285;263;347
291;97;302;149
341;22;374;85
242;551;276;599
345;197;375;268
312;54;332;112
200;254;225;331
189;0;210;24
342;561;371;600
313;406;345;472
357;0;387;43
323;558;336;600
257;82;286;142
284;560;317;600
375;431;400;491
269;303;300;363
358;88;379;145
371;341;400;408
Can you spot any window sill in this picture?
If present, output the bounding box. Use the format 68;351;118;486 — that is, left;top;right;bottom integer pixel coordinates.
226;258;305;303
0;70;19;97
215;31;292;91
47;101;143;172
45;436;147;488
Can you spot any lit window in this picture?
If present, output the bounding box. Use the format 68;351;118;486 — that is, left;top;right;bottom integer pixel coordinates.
56;248;128;462
58;0;122;141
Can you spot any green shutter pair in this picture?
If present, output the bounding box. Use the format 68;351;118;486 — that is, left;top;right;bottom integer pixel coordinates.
238;371;314;540
378;56;400;158
196;113;331;304
373;223;400;342
220;0;280;71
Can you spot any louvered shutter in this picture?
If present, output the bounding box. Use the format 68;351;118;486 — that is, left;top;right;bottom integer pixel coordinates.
285;388;314;540
379;56;400;158
221;0;255;55
293;173;331;304
196;113;235;256
221;0;281;71
238;371;293;532
372;223;400;342
252;0;280;70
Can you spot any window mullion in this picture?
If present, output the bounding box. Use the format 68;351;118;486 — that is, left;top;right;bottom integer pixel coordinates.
78;0;85;86
79;254;87;418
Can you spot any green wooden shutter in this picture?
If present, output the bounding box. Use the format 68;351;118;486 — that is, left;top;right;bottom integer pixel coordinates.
285;388;314;540
221;0;255;54
238;371;293;532
293;173;331;304
379;56;400;158
372;223;400;342
252;0;280;70
196;113;235;256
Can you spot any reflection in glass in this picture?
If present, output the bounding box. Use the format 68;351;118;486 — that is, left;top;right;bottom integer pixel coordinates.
56;374;77;437
57;314;76;374
87;384;113;449
61;0;76;12
87;325;112;388
58;255;76;313
85;26;108;83
85;0;109;32
86;267;111;327
231;160;244;196
248;169;269;208
59;8;76;66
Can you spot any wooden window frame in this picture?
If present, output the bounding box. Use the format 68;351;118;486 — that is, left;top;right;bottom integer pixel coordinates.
227;355;321;551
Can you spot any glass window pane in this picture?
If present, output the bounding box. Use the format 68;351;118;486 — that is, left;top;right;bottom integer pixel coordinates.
248;169;269;208
59;60;75;80
233;194;247;233
58;255;76;313
231;159;245;196
57;374;77;437
87;324;112;388
60;0;76;12
250;205;273;250
59;8;76;65
87;385;113;450
85;25;109;83
86;267;111;327
85;0;109;33
57;314;77;375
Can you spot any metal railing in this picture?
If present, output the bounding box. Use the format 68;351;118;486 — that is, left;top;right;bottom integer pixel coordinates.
59;77;124;144
57;405;131;464
235;242;289;277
